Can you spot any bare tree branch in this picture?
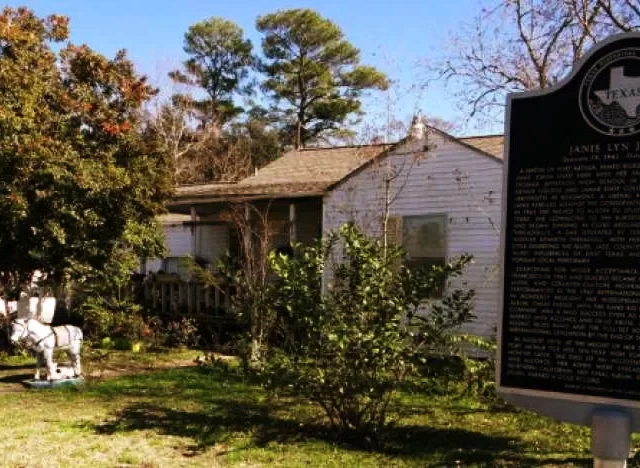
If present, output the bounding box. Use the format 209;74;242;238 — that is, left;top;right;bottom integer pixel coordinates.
147;93;222;184
597;0;640;31
427;0;639;125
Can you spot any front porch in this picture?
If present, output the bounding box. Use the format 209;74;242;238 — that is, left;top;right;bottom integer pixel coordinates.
137;197;323;319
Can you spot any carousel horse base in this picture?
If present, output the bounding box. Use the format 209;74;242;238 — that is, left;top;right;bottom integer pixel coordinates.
23;377;83;389
23;365;83;388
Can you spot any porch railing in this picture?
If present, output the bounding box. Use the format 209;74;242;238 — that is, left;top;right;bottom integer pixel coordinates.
137;273;230;316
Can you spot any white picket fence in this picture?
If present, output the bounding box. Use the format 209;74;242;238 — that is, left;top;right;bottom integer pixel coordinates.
140;276;229;316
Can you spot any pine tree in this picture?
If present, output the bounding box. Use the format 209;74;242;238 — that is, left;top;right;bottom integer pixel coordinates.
169;17;254;128
256;9;389;148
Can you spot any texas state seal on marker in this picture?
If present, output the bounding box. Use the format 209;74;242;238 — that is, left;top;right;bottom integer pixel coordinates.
579;47;640;136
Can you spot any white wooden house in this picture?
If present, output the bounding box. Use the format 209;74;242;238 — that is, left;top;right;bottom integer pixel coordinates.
148;122;504;338
322;128;503;338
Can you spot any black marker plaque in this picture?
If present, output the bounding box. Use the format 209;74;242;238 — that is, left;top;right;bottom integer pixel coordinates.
502;33;640;405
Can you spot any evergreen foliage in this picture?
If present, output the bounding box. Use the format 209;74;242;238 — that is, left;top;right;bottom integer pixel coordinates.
256;9;389;148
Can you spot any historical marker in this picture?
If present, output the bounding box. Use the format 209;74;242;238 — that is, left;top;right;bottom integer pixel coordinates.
500;33;640;431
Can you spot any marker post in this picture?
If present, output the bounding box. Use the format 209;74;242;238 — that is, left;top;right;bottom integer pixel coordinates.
591;409;631;468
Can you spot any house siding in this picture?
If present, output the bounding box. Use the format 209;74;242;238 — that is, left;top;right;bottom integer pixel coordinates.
165;224;193;258
323;133;503;338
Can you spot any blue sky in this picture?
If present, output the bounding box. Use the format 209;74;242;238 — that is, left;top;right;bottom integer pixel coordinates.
8;0;495;136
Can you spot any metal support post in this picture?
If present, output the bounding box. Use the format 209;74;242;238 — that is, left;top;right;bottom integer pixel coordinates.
591;409;631;468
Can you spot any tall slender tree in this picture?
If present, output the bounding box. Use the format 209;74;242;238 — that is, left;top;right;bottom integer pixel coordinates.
159;17;256;184
256;8;389;148
169;17;254;128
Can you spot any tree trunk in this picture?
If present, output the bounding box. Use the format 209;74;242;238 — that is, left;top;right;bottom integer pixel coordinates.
295;119;302;150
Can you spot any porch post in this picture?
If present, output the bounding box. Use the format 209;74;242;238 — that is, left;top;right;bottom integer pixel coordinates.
320;197;328;295
289;203;296;244
190;205;197;257
244;203;251;251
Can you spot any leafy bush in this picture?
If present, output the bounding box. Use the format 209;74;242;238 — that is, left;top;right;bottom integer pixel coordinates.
216;251;278;367
75;242;155;347
415;334;496;399
158;317;200;348
264;223;475;447
453;334;497;402
81;295;150;345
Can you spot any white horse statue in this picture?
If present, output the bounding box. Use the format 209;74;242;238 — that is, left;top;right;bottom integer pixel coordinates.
9;318;83;381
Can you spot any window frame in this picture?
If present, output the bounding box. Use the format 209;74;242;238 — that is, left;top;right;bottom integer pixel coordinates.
400;213;448;297
401;212;448;267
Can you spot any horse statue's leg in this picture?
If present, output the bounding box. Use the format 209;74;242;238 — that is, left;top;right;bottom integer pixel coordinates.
75;350;82;377
34;352;42;380
43;348;56;381
68;345;82;377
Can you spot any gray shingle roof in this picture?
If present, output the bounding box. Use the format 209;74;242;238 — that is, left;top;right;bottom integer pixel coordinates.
174;144;391;202
239;144;392;188
458;134;504;159
172;134;504;204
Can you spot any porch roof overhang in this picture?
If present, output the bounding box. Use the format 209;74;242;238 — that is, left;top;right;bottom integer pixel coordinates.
168;144;393;214
168;182;328;215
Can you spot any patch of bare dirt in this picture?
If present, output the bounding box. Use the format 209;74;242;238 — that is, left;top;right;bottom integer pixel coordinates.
85;357;197;380
0;352;227;392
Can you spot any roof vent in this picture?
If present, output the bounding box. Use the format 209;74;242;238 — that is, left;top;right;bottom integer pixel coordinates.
409;114;427;140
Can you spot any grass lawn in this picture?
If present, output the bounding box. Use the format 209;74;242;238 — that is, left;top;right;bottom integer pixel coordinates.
0;350;631;467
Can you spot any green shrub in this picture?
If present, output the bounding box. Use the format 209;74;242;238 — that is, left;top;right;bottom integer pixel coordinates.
159;317;200;348
81;295;150;343
453;334;497;402
414;334;496;399
264;223;475;447
72;238;155;345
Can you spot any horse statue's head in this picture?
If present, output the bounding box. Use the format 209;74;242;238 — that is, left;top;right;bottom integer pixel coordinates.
9;318;28;344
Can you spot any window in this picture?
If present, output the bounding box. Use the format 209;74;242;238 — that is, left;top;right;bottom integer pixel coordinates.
385;214;448;264
402;214;448;271
387;214;448;298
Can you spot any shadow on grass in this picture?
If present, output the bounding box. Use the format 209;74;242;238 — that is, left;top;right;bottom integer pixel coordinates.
0;363;34;371
384;425;590;466
85;366;591;465
91;400;590;465
92;399;328;453
0;372;33;384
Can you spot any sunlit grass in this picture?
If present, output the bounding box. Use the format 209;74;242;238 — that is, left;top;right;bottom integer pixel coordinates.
0;350;630;466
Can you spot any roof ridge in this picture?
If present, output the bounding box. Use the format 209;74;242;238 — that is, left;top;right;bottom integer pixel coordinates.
176;181;238;188
458;134;504;140
297;143;395;152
